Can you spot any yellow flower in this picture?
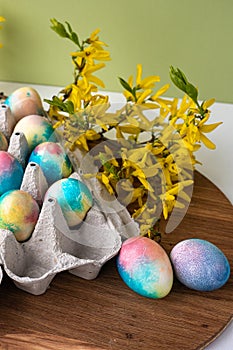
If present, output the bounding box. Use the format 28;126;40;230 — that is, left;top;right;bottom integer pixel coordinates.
81;62;106;88
87;28;108;50
122;64;160;104
136;64;160;89
196;113;222;149
0;16;5;26
72;46;110;65
0;16;6;48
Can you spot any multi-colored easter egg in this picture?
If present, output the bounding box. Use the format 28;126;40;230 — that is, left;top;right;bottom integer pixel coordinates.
0;190;40;242
170;238;231;291
44;178;93;227
4;87;44;122
117;236;173;298
0;131;8;150
0;151;24;196
28;142;73;186
13;114;57;152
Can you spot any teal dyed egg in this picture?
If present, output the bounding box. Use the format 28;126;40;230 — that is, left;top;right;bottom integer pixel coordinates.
170;239;231;291
4;86;44;122
13;114;57;152
28;142;73;186
0;190;40;242
117;237;173;299
0;151;24;196
44;178;93;227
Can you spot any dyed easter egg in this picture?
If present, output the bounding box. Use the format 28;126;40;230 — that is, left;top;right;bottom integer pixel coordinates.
0;190;40;242
170;238;231;291
4;87;44;122
0;131;8;150
13;114;57;152
0;151;24;196
44;178;93;227
28;142;72;186
117;237;173;298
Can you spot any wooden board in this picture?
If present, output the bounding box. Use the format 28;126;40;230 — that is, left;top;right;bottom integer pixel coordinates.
0;172;232;350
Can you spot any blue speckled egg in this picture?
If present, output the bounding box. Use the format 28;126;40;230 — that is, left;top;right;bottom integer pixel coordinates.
0;151;24;196
44;178;93;227
28;142;73;186
4;86;44;122
170;238;231;291
117;236;173;299
13;114;57;152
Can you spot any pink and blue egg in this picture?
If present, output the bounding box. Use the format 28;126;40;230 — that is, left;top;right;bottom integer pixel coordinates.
0;151;24;196
170;238;231;291
117;236;173;299
0;190;40;242
29;142;73;186
44;177;93;227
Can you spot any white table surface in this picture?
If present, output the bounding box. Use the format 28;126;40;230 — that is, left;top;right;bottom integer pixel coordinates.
1;81;232;350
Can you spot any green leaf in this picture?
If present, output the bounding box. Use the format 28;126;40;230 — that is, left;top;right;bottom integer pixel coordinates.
118;77;133;94
186;83;198;103
50;18;81;48
70;32;80;47
50;18;69;38
176;67;188;84
65;21;81;47
65;100;75;114
169;66;187;93
170;66;199;104
44;96;74;114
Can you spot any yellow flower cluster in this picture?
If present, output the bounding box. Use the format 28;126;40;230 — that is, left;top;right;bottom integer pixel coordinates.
47;19;110;114
0;16;6;48
46;19;222;237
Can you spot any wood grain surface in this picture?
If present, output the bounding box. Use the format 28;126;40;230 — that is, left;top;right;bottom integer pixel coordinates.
0;172;232;350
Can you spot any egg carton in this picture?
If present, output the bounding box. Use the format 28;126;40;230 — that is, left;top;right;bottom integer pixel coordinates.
0;104;139;295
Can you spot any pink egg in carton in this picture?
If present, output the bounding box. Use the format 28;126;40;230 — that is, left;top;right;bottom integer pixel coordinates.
0;103;139;295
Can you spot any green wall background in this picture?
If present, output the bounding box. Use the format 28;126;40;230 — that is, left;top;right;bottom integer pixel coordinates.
0;0;233;103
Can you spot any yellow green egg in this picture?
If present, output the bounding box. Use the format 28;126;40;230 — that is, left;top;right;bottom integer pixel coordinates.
13;115;57;152
0;190;40;242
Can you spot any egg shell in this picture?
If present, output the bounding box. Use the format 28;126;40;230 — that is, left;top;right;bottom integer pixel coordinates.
28;142;73;186
0;190;40;242
117;236;173;299
44;177;93;227
0;151;24;196
4;87;44;122
170;238;231;291
0;131;8;150
13;114;57;152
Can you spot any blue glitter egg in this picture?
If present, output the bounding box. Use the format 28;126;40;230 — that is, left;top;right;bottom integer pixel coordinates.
44;177;93;227
170;238;230;291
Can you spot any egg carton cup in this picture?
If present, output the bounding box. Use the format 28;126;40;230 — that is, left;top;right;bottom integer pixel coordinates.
0;104;16;139
0;104;139;295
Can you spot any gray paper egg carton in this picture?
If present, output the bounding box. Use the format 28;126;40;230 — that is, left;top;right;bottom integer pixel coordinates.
0;104;139;295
